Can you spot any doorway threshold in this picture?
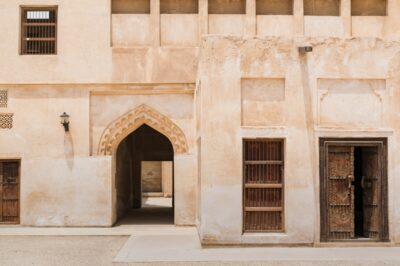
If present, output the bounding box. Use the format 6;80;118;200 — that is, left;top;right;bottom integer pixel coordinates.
315;241;394;248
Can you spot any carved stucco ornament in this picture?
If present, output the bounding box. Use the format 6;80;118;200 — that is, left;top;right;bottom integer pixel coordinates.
98;104;188;155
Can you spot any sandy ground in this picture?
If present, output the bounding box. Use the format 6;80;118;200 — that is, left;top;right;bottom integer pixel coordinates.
0;236;128;266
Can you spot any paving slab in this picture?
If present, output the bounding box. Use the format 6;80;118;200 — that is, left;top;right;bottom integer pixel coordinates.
114;234;400;265
0;224;195;236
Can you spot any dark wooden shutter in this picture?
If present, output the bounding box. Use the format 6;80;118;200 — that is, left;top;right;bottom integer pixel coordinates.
256;0;293;15
351;0;387;16
0;161;20;224
362;147;380;240
243;140;284;232
304;0;340;16
327;146;355;240
21;7;57;55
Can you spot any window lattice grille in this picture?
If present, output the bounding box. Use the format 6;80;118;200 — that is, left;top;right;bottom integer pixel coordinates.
0;91;7;108
304;0;340;16
243;139;284;232
21;7;57;55
256;0;293;15
0;114;13;129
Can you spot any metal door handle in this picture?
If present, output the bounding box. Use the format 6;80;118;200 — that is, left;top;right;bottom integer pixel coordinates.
348;175;354;188
361;176;365;189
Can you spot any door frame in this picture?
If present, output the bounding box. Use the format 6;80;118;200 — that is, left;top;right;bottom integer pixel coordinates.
319;138;389;242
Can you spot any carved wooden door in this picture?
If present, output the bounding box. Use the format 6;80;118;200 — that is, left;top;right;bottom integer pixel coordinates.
327;146;355;240
0;161;20;224
362;147;380;239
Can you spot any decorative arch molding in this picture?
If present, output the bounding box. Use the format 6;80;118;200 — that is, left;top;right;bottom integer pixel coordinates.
97;104;189;155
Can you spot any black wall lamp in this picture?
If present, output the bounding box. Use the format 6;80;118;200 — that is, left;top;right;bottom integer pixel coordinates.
299;46;313;53
60;112;70;132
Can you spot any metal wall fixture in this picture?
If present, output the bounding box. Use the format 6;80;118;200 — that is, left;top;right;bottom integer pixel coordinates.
298;46;313;53
60;112;70;132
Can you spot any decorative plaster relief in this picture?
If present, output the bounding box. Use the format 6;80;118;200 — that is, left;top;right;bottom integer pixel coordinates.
0;113;13;129
241;78;285;127
98;104;188;155
318;79;386;128
0;90;7;108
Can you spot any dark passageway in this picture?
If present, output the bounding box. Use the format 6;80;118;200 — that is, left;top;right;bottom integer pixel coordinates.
354;147;364;237
115;124;174;225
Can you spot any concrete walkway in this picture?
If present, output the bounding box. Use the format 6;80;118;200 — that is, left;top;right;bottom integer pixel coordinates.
0;225;399;265
114;233;400;265
1;200;399;266
0;224;193;236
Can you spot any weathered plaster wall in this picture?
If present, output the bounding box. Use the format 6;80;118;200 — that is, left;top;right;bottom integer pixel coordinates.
0;1;198;84
91;92;196;225
142;161;162;192
0;87;113;226
115;137;133;218
21;156;112;226
161;14;199;46
162;161;173;197
2;0;400;84
256;16;294;37
1;0;400;244
112;15;152;46
197;36;400;244
209;15;245;35
0;85;195;226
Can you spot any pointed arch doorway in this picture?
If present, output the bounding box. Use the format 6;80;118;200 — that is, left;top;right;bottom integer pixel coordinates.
97;105;190;226
115;124;174;225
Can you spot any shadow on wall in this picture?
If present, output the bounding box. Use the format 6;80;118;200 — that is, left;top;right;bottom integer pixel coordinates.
64;132;74;170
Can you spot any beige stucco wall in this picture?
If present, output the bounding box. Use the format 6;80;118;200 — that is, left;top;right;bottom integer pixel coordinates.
1;0;400;245
197;36;400;244
115;137;133;218
0;86;113;226
162;161;173;197
21;156;112;226
256;15;294;37
141;161;162;193
0;85;196;226
0;1;198;226
90;91;196;225
2;0;400;83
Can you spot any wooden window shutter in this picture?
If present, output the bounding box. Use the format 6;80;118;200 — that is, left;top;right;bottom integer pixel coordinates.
243;139;284;232
21;7;58;55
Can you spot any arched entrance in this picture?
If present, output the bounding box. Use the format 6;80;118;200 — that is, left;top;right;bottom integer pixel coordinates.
115;124;174;224
97;104;190;225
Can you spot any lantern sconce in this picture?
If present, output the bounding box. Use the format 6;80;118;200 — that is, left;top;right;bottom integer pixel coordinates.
60;112;70;132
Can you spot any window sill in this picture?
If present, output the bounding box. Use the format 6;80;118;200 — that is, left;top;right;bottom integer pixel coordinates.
242;232;288;237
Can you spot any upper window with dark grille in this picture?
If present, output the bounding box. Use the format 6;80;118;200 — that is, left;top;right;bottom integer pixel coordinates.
256;0;293;15
352;0;387;16
209;0;246;14
21;7;57;55
304;0;340;16
112;0;150;14
161;0;198;14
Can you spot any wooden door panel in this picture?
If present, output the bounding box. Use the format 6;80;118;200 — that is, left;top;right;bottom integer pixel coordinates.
0;162;20;223
321;139;388;242
362;147;380;239
327;146;354;240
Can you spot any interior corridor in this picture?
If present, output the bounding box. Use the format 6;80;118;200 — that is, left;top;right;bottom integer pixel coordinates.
115;124;174;226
